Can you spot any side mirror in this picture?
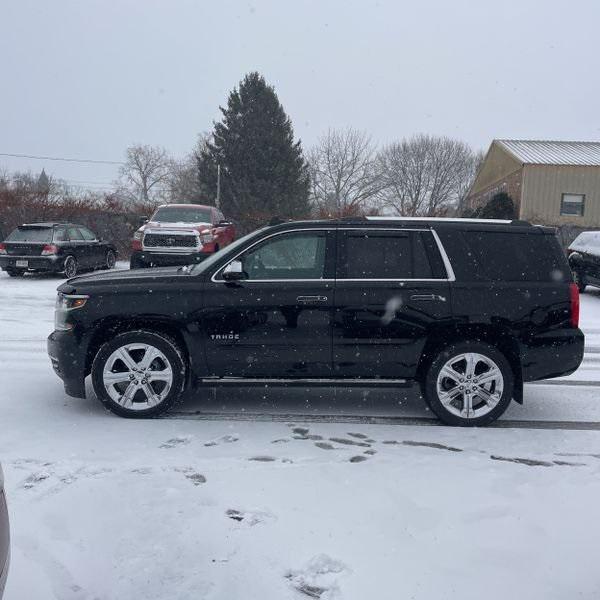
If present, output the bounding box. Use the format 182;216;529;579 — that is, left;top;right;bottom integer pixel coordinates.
138;216;149;225
222;260;245;281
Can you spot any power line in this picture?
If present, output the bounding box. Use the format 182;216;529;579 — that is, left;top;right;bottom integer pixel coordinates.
0;151;124;165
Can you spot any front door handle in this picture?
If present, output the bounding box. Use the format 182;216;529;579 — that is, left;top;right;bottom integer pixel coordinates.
296;295;328;304
410;293;446;302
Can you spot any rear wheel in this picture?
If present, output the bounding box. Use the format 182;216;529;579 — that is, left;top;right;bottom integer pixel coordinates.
423;341;513;426
104;249;116;270
91;330;186;418
5;268;25;277
63;256;77;278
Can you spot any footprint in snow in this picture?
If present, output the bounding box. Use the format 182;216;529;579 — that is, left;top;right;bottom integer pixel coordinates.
329;437;370;448
285;554;347;599
248;456;277;462
160;436;191;449
173;467;207;484
204;434;239;447
402;440;462;453
226;508;275;526
364;449;377;456
315;442;336;450
347;432;369;440
349;455;369;463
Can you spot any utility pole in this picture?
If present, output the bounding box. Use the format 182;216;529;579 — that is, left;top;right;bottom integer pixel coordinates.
216;164;221;208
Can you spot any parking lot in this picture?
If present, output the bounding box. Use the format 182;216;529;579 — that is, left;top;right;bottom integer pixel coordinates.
2;267;600;599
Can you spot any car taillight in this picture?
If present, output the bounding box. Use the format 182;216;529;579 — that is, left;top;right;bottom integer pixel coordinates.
0;243;6;255
41;244;58;255
131;239;142;251
569;282;580;328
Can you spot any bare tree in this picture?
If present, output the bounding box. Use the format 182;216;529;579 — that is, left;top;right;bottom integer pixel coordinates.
377;135;480;217
168;133;211;204
307;128;381;217
117;144;173;205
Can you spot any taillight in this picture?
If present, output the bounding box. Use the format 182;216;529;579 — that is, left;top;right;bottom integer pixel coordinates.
0;243;6;255
569;282;580;328
41;244;58;255
131;239;142;251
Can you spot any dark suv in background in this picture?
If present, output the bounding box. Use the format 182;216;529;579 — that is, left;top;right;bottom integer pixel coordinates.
0;223;117;278
47;217;583;426
568;230;600;292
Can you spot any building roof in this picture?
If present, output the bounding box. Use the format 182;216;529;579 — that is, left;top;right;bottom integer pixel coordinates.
497;139;600;166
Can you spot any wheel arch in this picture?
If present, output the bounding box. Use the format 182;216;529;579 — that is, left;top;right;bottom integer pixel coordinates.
85;316;190;377
417;325;523;404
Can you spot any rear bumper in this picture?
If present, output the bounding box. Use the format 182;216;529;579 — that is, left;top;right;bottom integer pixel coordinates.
47;330;87;398
521;328;585;382
131;250;212;267
0;255;63;272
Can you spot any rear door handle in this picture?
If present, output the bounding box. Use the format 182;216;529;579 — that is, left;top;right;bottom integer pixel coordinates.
296;295;328;304
410;294;446;302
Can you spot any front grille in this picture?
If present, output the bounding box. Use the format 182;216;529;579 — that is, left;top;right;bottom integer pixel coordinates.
143;233;198;248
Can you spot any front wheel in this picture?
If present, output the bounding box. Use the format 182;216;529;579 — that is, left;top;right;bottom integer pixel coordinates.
91;330;186;418
423;341;514;426
63;255;78;278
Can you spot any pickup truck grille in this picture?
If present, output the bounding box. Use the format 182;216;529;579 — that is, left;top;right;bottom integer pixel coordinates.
143;233;198;249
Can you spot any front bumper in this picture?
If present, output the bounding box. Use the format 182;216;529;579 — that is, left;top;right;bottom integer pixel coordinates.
131;250;212;267
0;254;63;272
47;330;87;398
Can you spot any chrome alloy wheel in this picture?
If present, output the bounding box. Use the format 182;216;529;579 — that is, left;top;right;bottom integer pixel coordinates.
436;352;504;419
102;343;173;410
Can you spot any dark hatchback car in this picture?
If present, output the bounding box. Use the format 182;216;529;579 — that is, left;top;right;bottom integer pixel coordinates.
568;230;600;292
47;217;584;426
0;223;117;278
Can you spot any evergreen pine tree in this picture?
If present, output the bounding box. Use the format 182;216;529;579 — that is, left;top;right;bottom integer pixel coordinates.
197;72;310;232
479;192;516;219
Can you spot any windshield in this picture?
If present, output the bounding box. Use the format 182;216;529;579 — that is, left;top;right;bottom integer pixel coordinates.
152;206;212;223
6;226;53;243
191;227;269;275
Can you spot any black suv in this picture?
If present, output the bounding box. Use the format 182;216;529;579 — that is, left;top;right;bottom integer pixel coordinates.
0;222;117;277
47;217;584;426
568;230;600;292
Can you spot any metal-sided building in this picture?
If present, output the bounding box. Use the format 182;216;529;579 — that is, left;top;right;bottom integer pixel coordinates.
466;140;600;227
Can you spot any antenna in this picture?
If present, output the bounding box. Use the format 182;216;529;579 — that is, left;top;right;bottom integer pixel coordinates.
216;164;221;208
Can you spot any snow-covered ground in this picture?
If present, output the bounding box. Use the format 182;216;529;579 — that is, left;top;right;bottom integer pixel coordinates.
2;267;600;599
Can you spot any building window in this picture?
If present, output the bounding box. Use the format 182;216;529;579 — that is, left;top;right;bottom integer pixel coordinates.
560;193;585;216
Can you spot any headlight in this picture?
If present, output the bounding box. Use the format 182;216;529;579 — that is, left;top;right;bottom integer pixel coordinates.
200;230;214;244
54;293;89;330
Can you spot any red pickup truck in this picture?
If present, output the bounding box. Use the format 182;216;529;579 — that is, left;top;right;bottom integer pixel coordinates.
130;204;235;269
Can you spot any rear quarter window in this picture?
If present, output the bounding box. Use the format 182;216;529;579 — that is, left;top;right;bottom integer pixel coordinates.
464;231;568;282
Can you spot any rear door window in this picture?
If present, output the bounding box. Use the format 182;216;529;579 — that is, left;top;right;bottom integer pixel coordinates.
79;227;97;241
338;230;446;279
67;227;84;241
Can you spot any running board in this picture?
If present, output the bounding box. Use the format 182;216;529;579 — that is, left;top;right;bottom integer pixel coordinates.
199;377;410;387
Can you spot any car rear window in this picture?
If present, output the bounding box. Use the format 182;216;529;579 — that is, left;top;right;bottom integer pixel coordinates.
464;231;568;282
6;227;53;243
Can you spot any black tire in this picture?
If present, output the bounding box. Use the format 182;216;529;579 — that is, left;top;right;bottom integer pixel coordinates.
573;270;587;293
423;341;514;427
6;269;25;277
91;329;186;418
103;249;117;270
63;255;78;278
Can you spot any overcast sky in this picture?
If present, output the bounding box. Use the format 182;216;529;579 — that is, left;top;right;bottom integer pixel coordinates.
1;0;599;188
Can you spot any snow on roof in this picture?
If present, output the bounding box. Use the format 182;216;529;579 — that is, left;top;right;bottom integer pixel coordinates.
497;139;600;166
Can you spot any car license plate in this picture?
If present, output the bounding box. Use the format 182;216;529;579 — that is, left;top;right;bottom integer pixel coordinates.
15;260;28;268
